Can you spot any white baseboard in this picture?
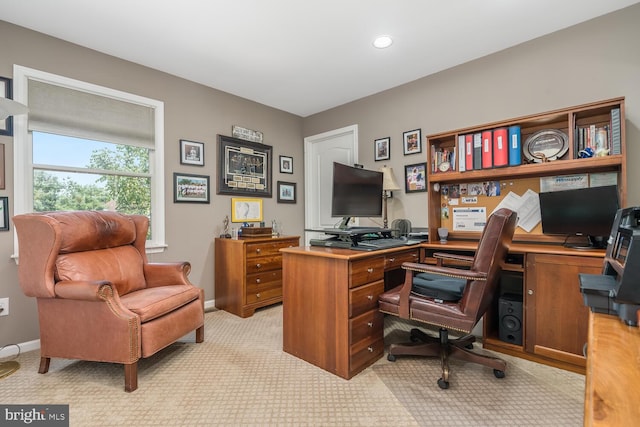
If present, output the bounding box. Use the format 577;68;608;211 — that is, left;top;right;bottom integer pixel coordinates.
0;301;217;358
0;339;40;358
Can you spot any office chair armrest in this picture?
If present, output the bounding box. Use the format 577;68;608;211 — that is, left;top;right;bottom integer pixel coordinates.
401;262;487;281
432;252;475;265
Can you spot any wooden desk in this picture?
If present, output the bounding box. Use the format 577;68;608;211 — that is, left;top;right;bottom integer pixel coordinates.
281;245;419;379
584;311;640;426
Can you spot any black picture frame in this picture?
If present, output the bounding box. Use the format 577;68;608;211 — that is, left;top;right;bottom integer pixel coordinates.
0;77;14;137
0;196;8;231
173;173;210;203
277;181;296;204
403;129;422;155
374;137;390;161
217;134;272;197
180;139;205;166
279;155;293;174
404;162;427;193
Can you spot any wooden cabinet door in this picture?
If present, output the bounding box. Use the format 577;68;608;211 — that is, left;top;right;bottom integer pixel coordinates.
525;253;602;367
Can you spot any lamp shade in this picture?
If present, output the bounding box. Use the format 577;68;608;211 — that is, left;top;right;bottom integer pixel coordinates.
380;165;400;191
0;97;28;120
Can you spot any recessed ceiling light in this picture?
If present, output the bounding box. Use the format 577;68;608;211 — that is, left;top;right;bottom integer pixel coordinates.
373;35;393;49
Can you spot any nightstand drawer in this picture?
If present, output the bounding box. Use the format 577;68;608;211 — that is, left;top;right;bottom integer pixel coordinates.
349;280;384;318
246;284;282;304
246;270;282;286
246;255;282;274
246;239;297;258
349;257;385;288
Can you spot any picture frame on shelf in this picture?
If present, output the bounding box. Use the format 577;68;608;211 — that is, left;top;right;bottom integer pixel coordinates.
0;196;8;231
0;77;14;136
279;155;293;174
180;139;205;166
277;181;296;204
217;134;272;197
173;172;210;203
403;129;422;155
231;197;263;222
374;137;390;161
404;162;427;193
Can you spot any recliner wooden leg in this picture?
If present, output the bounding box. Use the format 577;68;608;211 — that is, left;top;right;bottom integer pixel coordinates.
38;357;50;374
124;362;138;392
196;325;204;343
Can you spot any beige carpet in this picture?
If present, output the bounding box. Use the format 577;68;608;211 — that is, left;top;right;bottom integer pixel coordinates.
0;304;584;426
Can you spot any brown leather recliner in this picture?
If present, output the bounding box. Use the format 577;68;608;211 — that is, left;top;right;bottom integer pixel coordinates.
379;208;517;389
12;210;205;392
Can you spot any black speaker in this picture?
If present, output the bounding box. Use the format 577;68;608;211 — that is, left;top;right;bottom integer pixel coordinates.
499;294;523;345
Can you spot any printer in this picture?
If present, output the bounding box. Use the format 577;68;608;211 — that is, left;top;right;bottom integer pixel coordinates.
579;206;640;325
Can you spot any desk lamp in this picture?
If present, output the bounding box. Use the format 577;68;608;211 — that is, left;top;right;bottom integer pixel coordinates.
380;165;400;229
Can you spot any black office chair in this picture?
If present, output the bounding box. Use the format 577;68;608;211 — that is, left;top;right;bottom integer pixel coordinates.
391;218;412;238
379;208;517;389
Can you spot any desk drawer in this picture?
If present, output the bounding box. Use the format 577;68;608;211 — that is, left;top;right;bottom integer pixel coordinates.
245;240;297;258
349;309;384;345
246;270;282;287
349;280;384;318
246;255;282;274
350;334;384;376
385;249;420;270
246;284;282;304
350;257;385;288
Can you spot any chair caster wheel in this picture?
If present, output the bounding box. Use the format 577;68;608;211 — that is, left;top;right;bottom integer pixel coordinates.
493;369;505;378
437;378;449;389
387;353;396;362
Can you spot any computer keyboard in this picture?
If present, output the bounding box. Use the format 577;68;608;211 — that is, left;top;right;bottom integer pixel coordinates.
352;238;417;251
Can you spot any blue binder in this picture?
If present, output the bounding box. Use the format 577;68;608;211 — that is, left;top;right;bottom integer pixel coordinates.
508;125;521;166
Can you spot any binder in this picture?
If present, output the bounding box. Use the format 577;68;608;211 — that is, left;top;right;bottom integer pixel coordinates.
611;108;621;155
472;133;482;170
508;125;521;166
465;134;474;171
458;135;466;172
493;127;508;167
481;130;492;169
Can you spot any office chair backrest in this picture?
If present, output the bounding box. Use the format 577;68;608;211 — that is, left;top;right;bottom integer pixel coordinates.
391;218;412;238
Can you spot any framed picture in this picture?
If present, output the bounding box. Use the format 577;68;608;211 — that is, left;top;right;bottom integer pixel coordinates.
279;155;293;174
277;181;296;203
0;143;4;190
403;129;422;155
180;139;205;166
217;134;272;197
173;173;210;203
0;77;13;136
374;137;390;161
231;197;263;222
0;197;8;231
404;162;427;193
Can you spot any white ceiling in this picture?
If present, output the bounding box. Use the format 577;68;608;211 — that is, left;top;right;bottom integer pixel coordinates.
1;0;638;117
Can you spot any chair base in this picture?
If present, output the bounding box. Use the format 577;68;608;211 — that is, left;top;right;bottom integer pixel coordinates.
388;327;506;389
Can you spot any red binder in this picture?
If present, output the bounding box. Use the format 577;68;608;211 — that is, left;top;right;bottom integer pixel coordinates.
492;127;508;167
482;130;492;169
465;134;473;171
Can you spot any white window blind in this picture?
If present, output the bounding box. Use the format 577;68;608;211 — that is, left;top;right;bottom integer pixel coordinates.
27;79;155;148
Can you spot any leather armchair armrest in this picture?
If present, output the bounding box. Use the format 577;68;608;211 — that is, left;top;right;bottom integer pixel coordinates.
54;280;113;301
401;262;487;281
144;262;192;287
433;252;475;265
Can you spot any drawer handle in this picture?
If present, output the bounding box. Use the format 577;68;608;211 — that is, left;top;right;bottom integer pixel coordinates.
256;248;261;254
256;293;261;299
256;278;261;284
367;322;373;328
367;295;373;300
367;346;374;353
367;268;374;273
256;263;262;268
388;257;395;262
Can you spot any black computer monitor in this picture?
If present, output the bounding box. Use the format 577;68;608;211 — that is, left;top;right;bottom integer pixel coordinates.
539;185;619;249
331;162;383;229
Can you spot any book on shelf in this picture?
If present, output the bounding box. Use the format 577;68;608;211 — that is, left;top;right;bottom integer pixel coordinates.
432;146;456;172
458;135;466;172
575;123;611;156
611;107;621;155
492;127;508;167
473;132;482;170
465;134;474;171
508;125;521;166
481;130;492;169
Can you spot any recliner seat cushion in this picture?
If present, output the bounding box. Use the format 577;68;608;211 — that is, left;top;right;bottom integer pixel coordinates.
121;285;201;323
412;272;465;302
56;246;146;295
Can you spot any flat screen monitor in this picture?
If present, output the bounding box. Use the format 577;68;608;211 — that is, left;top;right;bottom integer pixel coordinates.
331;162;383;228
539;185;619;249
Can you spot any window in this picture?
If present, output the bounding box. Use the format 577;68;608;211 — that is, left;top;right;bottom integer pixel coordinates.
13;65;166;252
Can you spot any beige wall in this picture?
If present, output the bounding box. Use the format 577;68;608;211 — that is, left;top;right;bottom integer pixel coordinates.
0;21;305;346
303;4;640;228
2;3;640;346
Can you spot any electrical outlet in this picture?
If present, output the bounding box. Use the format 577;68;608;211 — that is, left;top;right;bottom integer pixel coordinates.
0;298;9;316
